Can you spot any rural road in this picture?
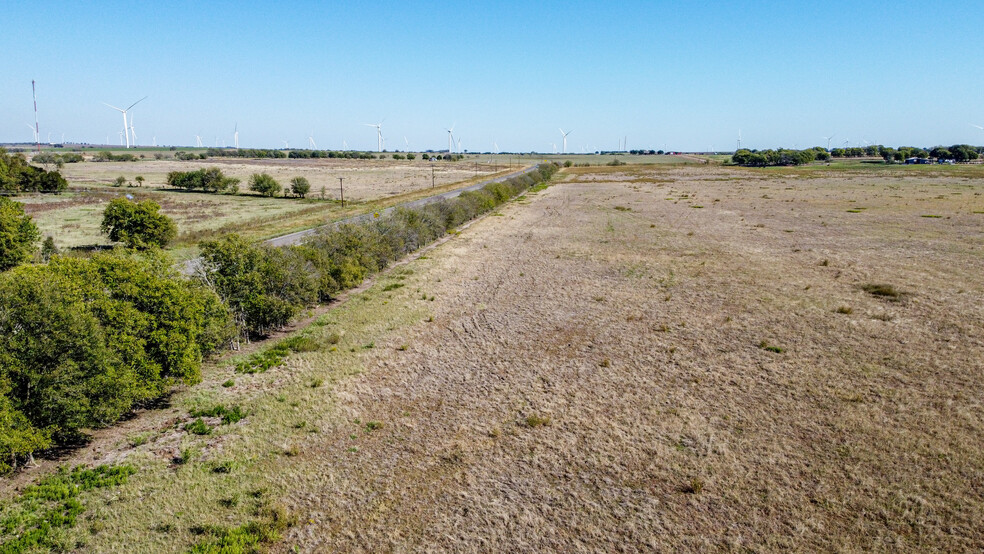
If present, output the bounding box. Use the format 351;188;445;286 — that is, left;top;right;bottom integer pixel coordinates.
263;163;542;247
182;164;541;274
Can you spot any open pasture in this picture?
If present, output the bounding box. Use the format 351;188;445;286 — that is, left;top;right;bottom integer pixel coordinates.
20;162;983;552
19;156;503;249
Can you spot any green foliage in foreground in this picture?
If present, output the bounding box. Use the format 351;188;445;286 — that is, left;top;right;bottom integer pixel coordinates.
0;464;135;553
200;164;558;339
189;504;296;554
0;197;40;272
101;198;178;249
0;251;231;468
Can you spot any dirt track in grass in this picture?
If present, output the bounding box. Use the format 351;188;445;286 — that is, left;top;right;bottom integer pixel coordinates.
273;165;984;551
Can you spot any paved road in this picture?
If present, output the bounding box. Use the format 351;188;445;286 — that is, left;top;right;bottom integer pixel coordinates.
183;164;541;274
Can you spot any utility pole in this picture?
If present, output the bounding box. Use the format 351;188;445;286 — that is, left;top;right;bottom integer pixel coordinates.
32;80;41;154
338;177;344;207
431;166;435;189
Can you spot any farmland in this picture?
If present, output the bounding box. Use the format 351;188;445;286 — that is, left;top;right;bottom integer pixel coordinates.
3;161;982;551
16;154;505;252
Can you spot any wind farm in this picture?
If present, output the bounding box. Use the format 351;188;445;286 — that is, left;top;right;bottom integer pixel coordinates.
2;3;984;553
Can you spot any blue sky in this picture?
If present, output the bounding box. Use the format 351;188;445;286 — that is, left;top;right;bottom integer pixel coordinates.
3;1;983;152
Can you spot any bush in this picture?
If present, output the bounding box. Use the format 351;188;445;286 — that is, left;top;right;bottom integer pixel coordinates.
0;148;68;194
289;176;311;198
0;251;231;458
248;173;281;197
101;198;177;249
0;197;41;272
166;168;239;193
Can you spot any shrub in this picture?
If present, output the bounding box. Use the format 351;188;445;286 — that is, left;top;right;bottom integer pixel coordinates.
101;198;177;249
289;176;311;198
861;283;902;300
248;173;281;197
0;197;40;271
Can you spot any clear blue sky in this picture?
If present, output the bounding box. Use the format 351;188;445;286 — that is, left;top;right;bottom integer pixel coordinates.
3;0;983;152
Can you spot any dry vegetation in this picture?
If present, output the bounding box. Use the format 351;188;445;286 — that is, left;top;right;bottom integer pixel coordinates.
17;156;503;250
4;162;983;551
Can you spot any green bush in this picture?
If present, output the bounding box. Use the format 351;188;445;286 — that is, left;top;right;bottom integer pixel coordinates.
0;251;231;460
166;168;240;193
0;197;40;272
101;198;177;249
248;173;281;197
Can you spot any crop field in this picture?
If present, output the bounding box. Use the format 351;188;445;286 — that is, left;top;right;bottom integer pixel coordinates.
17;156;502;250
3;162;983;551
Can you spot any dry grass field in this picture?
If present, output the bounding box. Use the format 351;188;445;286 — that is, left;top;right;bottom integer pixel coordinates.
18;156;500;250
4;162;983;552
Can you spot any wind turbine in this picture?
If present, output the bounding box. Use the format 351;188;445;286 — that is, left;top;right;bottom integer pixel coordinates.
457;137;462;153
103;96;146;148
737;129;742;150
363;121;383;152
445;123;455;153
283;140;289;149
822;134;835;150
233;123;239;149
970;123;984;133
195;135;203;148
559;128;573;154
129;113;137;146
309;132;317;149
26;123;38;143
404;136;409;151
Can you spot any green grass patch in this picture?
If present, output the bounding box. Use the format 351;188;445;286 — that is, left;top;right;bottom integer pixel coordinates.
190;404;247;425
184;418;213;435
920;214;942;218
381;282;405;292
235;334;322;373
758;341;784;353
0;464;135;553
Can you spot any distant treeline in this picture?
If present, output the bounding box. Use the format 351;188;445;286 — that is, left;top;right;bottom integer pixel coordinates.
831;144;979;162
0;148;68;193
203;148;378;160
733;144;981;166
731;147;830;167
92;151;139;162
0;163;557;471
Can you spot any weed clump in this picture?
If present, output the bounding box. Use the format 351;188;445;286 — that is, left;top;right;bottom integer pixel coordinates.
190;404;247;425
758;341;784;354
861;283;903;300
235;334;321;373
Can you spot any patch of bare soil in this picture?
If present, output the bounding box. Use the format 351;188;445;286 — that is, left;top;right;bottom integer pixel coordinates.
277;166;984;551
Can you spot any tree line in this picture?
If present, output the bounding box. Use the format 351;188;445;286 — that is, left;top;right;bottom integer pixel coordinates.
731;147;830;167
0;148;68;194
0;162;557;471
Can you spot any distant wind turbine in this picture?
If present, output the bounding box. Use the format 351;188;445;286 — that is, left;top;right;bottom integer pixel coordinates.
283;140;289;149
559;128;573;154
309;132;317;149
195;135;203;148
234;123;239;149
457;137;462;153
404;136;409;151
971;123;984;132
129;114;137;146
737;129;742;150
103;96;147;148
445;123;456;153
363;121;383;152
822;134;835;150
26;123;38;142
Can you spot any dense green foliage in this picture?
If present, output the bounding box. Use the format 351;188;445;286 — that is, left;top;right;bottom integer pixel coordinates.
0;464;136;553
0;252;231;465
101;198;177;249
166;168;241;193
0;198;40;272
289;176;311;198
0;148;68;194
201;164;557;338
731;147;826;166
248;173;281;197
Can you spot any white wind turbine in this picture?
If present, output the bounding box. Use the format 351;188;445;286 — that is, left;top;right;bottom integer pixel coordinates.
404;136;409;151
309;132;317;149
559;128;573;154
233;123;239;149
737;129;742;150
103;96;147;148
129;113;137;146
457;137;462;153
26;123;38;143
195;135;203;148
363;121;383;152
822;134;835;150
445;123;455;153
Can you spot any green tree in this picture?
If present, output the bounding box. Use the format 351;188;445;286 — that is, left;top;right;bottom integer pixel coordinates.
100;198;177;249
135;175;145;187
290;176;311;198
40;236;58;262
0;383;52;472
0;197;40;271
113;175;127;187
248;173;281;197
